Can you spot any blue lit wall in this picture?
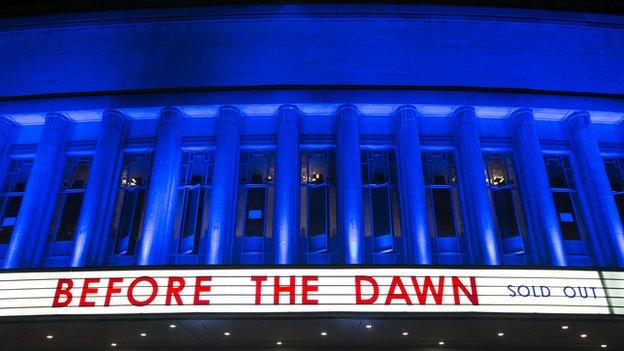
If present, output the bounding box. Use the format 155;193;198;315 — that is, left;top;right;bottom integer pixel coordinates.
0;5;623;269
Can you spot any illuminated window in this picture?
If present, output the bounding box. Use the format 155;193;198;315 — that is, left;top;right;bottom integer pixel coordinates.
48;156;92;242
0;159;32;244
422;152;462;238
300;150;337;253
110;153;152;255
484;153;527;258
174;152;214;255
603;157;624;223
235;151;275;238
361;150;401;255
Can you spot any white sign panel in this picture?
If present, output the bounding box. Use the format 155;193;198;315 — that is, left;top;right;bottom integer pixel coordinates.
0;268;620;317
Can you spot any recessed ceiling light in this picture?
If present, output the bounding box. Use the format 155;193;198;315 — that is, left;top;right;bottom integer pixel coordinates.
140;332;147;337
601;344;608;348
224;332;231;336
580;333;588;339
497;332;504;337
321;331;327;336
365;324;372;329
169;324;176;329
110;343;117;347
46;335;54;340
439;341;445;345
402;331;409;336
276;341;283;345
561;325;569;330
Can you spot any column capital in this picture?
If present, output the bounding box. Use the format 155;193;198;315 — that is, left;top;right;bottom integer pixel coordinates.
102;110;128;130
44;112;71;131
509;108;535;129
0;116;15;137
159;107;184;127
394;105;419;127
452;106;477;128
277;104;300;125
218;105;241;126
337;104;359;126
563;111;591;134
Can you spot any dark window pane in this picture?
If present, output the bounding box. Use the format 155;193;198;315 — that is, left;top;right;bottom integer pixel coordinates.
371;188;391;236
0;196;21;244
553;192;581;240
55;193;84;241
615;194;624;227
116;188;146;254
308;187;327;236
492;189;519;239
604;159;624;192
244;188;266;237
432;189;455;237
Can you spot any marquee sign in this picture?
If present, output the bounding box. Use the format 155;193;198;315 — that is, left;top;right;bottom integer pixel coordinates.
0;268;622;317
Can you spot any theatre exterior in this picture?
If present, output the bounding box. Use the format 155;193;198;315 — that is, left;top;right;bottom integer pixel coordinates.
0;2;623;350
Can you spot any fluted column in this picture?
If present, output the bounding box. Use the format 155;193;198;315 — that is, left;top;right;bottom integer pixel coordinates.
137;107;183;265
453;106;501;265
70;110;127;267
204;106;241;264
336;105;365;264
0;117;15;190
510;109;567;266
394;106;432;264
3;113;70;268
274;105;300;264
565;111;624;267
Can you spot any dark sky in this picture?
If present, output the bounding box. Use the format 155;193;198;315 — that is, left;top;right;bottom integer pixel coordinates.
1;0;623;18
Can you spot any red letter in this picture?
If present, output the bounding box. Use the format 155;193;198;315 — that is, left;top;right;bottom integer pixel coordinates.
105;278;123;306
355;276;379;304
251;276;267;304
274;276;296;304
302;276;318;305
411;276;445;305
128;276;158;306
452;276;479;305
79;278;100;307
52;279;74;307
166;277;186;305
384;276;412;305
193;276;212;305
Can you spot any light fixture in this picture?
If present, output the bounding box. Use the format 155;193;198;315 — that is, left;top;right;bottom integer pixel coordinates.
402;331;409;336
110;343;118;347
321;331;327;336
140;332;147;337
224;332;231;336
46;335;54;340
365;324;372;329
580;333;588;339
497;332;504;337
276;341;283;345
169;324;177;329
561;325;569;330
601;344;608;348
439;341;445;345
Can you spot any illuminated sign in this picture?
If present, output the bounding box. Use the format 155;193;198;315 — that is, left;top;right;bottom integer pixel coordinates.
0;268;622;317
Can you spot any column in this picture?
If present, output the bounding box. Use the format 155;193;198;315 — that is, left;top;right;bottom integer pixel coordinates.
510;109;567;266
453;106;501;265
70;110;127;267
137;107;183;266
0;117;15;189
336;105;365;264
204;106;241;264
273;105;300;264
394;106;432;264
3;113;70;268
565;111;624;267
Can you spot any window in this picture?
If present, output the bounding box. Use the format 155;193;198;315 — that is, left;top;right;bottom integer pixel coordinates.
544;155;586;241
422;152;462;238
603;157;624;223
361;150;401;254
0;159;32;244
48;156;92;242
300;150;337;251
484;153;527;257
235;151;275;239
174;152;214;255
110;153;152;255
